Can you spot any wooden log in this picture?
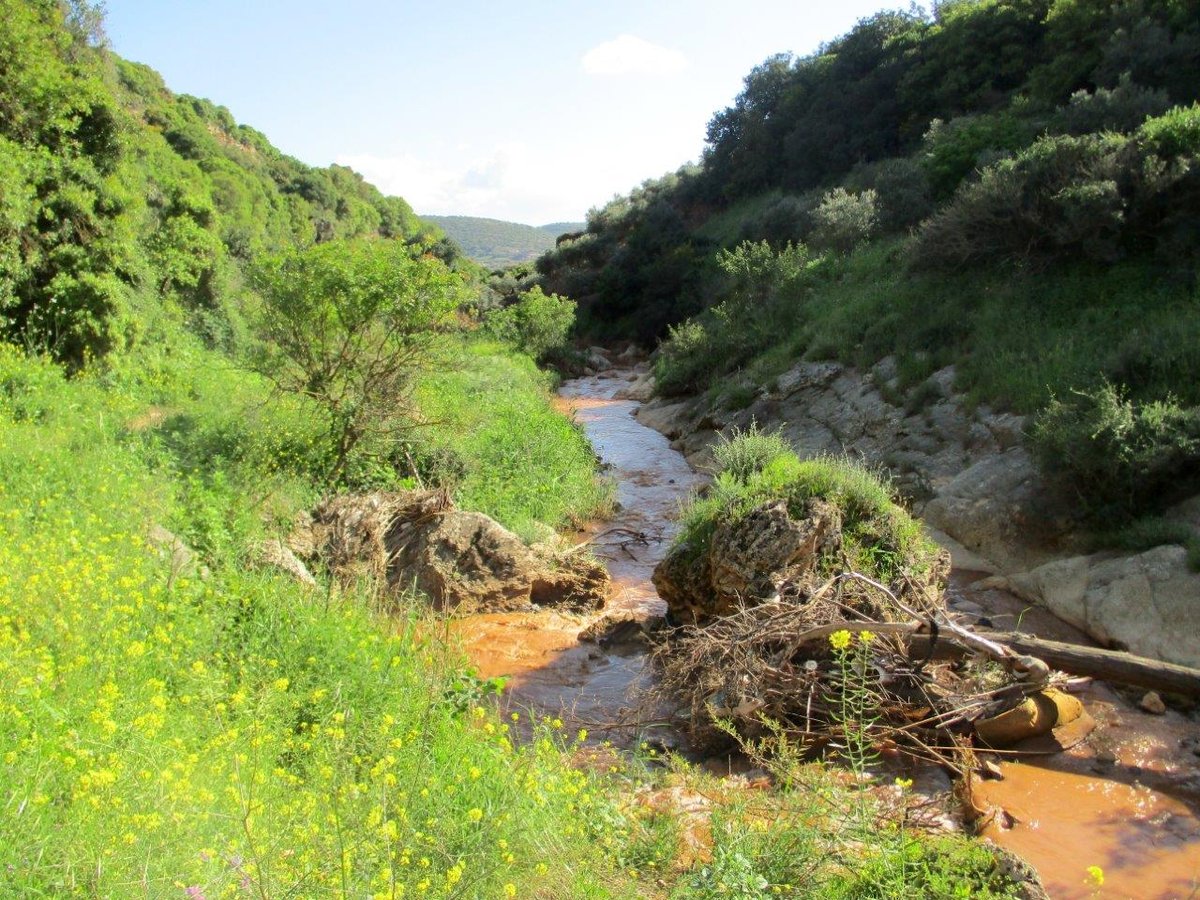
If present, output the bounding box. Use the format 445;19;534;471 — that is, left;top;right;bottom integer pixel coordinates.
910;632;1200;698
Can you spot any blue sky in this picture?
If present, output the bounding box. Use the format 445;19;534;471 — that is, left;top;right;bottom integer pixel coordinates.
104;0;897;224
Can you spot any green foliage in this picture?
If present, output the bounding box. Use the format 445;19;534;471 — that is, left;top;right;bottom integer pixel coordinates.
1031;382;1200;521
920;111;1036;199
250;238;461;484
655;241;824;396
845;157;934;233
485;285;576;362
413;340;612;539
1137;100;1200;156
809;188;879;254
712;422;792;483
1054;74;1172;135
0;5;449;365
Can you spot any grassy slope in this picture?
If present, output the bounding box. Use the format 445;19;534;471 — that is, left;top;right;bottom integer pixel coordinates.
0;342;640;897
754;239;1200;414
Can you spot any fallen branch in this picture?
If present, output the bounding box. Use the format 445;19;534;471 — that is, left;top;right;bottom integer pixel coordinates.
909;632;1200;698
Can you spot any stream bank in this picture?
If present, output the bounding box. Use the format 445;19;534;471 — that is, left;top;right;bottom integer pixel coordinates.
458;362;1200;899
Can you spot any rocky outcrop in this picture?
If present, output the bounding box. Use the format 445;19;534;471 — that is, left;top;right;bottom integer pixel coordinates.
291;490;608;614
638;359;1067;574
637;356;1198;667
256;538;317;587
651;496;945;625
994;546;1200;669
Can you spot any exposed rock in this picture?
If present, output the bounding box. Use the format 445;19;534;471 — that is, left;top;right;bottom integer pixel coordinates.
255;538;317;587
578;611;666;649
1006;545;1200;668
635;399;693;439
615;370;656;402
294;490;609;614
148;524;207;580
654;498;848;624
635;354;1194;671
1139;691;1167;715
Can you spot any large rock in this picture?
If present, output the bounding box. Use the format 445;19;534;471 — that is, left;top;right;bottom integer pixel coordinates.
654;498;842;623
1005;545;1200;668
294;490;608;614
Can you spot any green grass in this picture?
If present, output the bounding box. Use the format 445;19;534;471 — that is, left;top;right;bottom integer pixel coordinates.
0;345;652;897
415;338;613;540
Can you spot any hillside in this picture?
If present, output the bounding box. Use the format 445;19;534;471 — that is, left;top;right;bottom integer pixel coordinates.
426;215;584;268
536;0;1200;540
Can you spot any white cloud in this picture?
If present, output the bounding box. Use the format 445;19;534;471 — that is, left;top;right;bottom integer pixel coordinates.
581;35;687;77
338;144;601;225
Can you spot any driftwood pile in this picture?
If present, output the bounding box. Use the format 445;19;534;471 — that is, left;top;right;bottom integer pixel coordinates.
652;567;1200;767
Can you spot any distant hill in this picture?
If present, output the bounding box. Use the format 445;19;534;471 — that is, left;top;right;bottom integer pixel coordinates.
425;216;585;269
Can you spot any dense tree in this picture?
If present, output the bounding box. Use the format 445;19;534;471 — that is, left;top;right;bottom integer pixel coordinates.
250;239;462;483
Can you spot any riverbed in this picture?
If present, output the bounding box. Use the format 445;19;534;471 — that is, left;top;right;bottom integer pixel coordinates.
459;365;1200;899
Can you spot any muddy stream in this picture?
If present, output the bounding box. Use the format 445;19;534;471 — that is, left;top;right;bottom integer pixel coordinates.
455;368;1200;899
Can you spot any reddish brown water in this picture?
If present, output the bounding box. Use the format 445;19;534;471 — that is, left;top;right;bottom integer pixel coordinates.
456;368;1200;896
452;368;704;739
955;574;1200;898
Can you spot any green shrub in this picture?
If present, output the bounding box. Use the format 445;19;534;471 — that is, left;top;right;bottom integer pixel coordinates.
712;422;792;482
845;157;934;233
1054;75;1171;136
678;442;938;587
920;112;1034;199
915;133;1129;268
1137;102;1200;157
809;188;879;254
1031;382;1200;521
484;284;576;362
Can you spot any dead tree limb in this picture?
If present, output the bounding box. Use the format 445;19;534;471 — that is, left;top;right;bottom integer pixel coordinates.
909;632;1200;698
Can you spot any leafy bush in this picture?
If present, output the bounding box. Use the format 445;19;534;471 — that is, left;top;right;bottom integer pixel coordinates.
1032;382;1200;520
712;422;792;482
809;188;879;254
678;443;938;587
250;238;461;484
845;157;933;233
1054;75;1171;136
655;242;821;396
915;133;1129;268
1137;101;1200;157
484;284;576;361
920;112;1034;199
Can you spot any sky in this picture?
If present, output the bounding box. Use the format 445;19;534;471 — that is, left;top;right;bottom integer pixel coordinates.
103;0;897;225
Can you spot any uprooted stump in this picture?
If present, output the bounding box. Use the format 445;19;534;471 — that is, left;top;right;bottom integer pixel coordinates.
290;489;609;614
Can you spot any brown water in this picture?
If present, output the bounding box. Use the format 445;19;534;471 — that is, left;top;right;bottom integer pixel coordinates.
457;367;1200;897
452;367;704;739
951;574;1200;897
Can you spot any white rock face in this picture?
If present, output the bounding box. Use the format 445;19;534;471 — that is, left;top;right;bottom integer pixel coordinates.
1006;546;1200;668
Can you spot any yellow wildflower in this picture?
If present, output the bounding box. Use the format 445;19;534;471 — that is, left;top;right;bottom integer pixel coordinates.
828;629;852;651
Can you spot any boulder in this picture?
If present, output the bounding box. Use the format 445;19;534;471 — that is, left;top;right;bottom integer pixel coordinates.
1006;545;1200;669
256;538;317;587
294;490;608;614
653;498;842;624
615;370;656;402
